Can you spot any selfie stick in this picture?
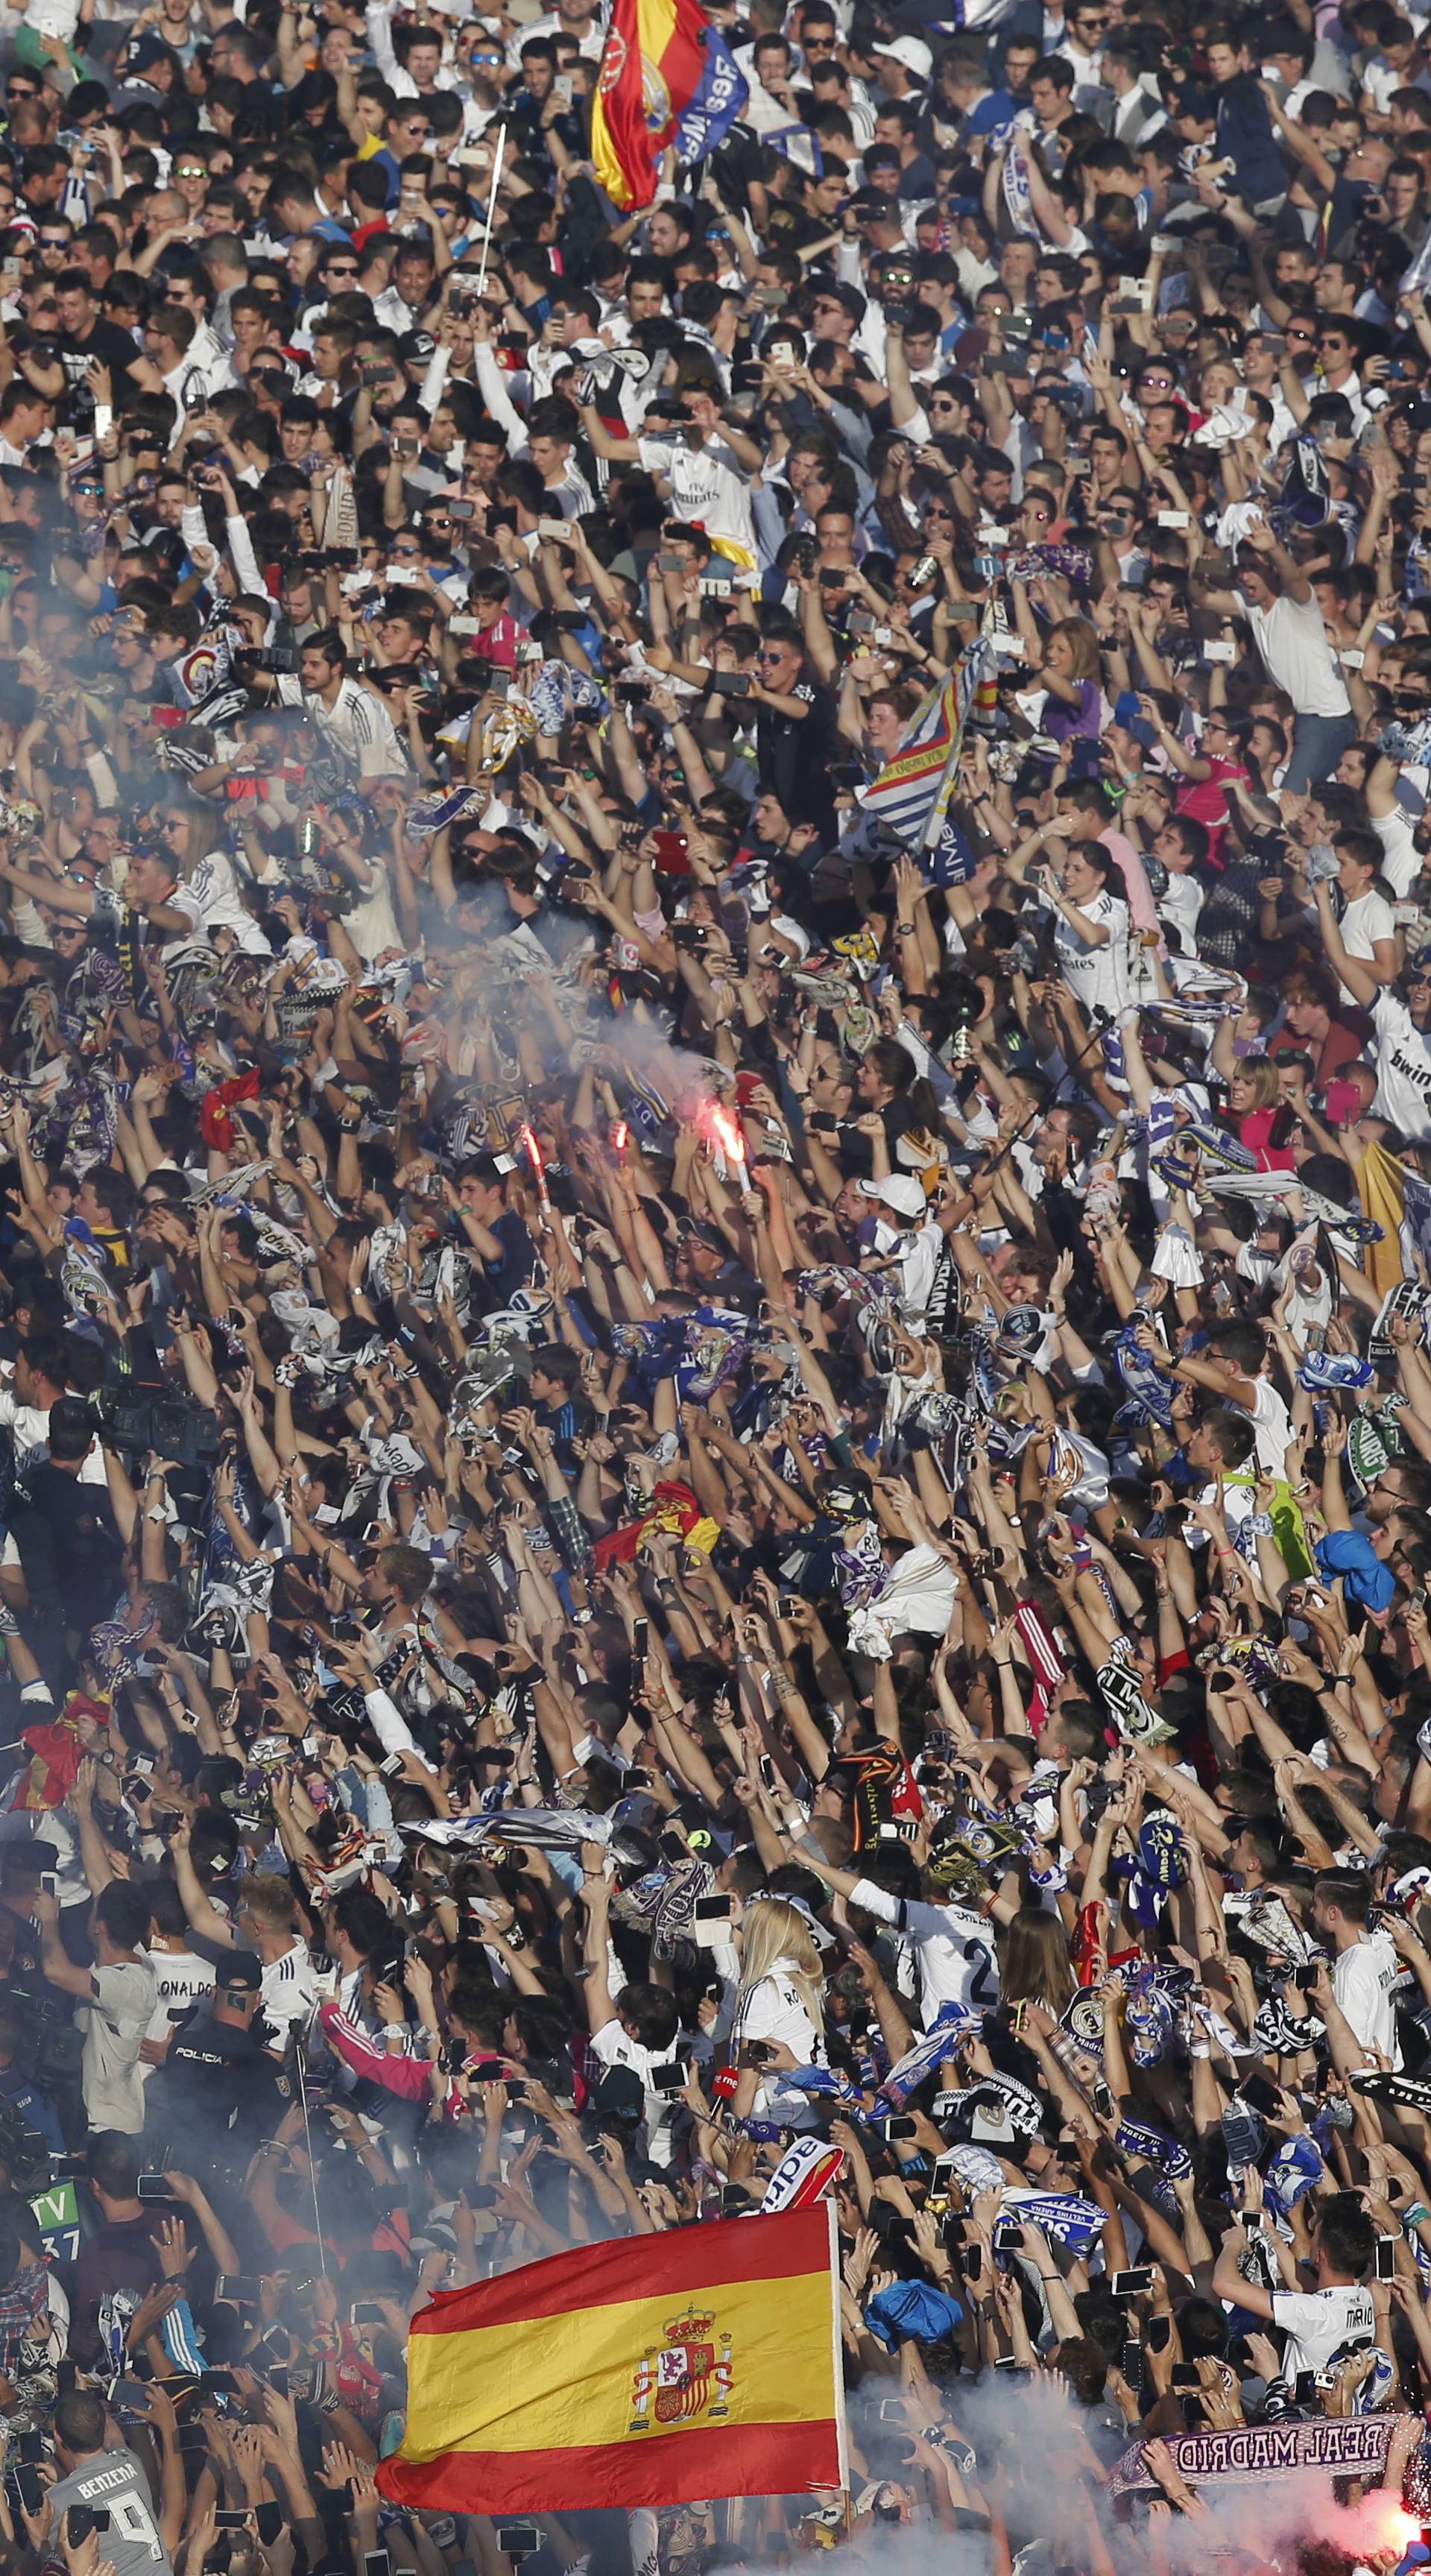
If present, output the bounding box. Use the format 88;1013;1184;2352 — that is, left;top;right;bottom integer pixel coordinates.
476;123;508;301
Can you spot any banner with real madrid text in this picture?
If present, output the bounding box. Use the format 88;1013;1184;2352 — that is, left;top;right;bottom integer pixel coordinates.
589;0;710;212
376;2206;846;2511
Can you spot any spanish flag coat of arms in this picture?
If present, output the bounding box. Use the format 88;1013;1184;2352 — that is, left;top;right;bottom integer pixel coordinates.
590;0;708;210
377;2206;845;2510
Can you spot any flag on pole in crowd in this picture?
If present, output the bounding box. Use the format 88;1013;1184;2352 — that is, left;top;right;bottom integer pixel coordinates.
858;635;992;849
675;26;748;164
591;0;739;210
376;2206;846;2513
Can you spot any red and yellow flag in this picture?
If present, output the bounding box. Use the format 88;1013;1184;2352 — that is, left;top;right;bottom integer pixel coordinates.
590;0;708;211
376;2206;845;2512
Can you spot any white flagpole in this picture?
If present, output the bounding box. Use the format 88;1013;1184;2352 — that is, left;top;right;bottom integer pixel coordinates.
476;120;508;300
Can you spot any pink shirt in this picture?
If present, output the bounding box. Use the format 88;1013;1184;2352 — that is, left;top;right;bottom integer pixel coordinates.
1100;825;1160;944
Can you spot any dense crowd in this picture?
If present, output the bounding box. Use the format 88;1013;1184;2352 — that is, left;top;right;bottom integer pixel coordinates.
0;2;1430;2575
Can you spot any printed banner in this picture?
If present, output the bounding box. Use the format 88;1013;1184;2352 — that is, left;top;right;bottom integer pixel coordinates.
1105;2415;1394;2499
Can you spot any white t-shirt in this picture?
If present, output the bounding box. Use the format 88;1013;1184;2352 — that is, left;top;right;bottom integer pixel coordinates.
1371;992;1431;1140
1270;2282;1376;2377
81;1958;158;2135
590;2015;686;2169
850;1881;1001;2027
1240;1374;1294;1479
1371;803;1421;898
1245;586;1351;719
1336;884;1396;1003
1157;869;1204;953
1052;886;1130;1021
878;1216;944;1328
1333;1931;1403;2066
636;432;757;564
1341;886;1395;965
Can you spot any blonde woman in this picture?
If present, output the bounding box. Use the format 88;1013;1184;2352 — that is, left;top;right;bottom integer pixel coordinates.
728;1895;827;2133
1009;607;1107;748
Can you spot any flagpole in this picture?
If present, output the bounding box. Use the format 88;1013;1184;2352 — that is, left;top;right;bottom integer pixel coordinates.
476;120;508;300
824;2196;850;2497
920;634;988;853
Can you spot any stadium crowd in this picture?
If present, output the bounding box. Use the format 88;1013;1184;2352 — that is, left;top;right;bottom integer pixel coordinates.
0;1;1429;2575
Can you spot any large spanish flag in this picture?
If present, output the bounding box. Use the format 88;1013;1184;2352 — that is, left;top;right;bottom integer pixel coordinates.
377;2206;845;2512
590;0;709;212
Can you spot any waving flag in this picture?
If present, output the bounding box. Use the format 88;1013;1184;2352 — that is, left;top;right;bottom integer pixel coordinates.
592;0;719;210
858;637;993;848
676;25;748;163
377;2206;844;2511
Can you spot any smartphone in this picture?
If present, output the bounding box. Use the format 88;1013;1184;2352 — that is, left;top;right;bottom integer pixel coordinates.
350;2301;388;2324
66;2511;110;2545
884;2114;918;2142
1324;1079;1361;1125
137;2174;177;2201
692;1895;733;1945
1376;2237;1400;2281
633;1616;649;1660
658;1827;687;1863
215;2513;255;2532
707;669;751;693
1239;2074;1281;2120
200;2370;240;2394
648;2059;689;2096
38;1870;57;1898
1111;2267;1154;2299
991;2219;1023;2250
496;2531;541;2560
1147;2314;1173;2352
649;830;689;867
215;2276;260;2305
8;2467;44;2515
364;2556;393;2576
537;517;568;540
1170;2362;1201;2390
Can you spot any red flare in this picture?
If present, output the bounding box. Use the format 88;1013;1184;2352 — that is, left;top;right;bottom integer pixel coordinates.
518;1122;551;1213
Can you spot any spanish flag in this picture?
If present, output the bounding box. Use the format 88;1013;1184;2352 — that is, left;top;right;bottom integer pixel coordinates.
590;0;708;211
376;2206;846;2512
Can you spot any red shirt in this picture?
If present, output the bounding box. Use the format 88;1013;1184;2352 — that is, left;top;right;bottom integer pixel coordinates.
463;610;520;670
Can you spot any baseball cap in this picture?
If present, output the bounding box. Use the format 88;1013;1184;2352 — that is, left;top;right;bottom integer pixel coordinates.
219;1949;264;1992
870;33;932;78
857;1173;926;1219
124;32;171;72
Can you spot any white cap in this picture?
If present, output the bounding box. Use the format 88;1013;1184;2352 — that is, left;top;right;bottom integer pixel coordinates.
858;1174;926;1220
871;33;932;78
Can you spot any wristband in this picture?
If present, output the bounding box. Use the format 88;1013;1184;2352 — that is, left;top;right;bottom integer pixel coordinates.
1404;2203;1430;2227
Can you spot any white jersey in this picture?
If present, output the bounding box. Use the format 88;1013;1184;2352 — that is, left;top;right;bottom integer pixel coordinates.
849;1881;1000;2027
1333;1931;1403;2067
636;431;757;564
145;1948;217;2048
1371;993;1431;1140
260;1939;323;2038
1270;2282;1377;2377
